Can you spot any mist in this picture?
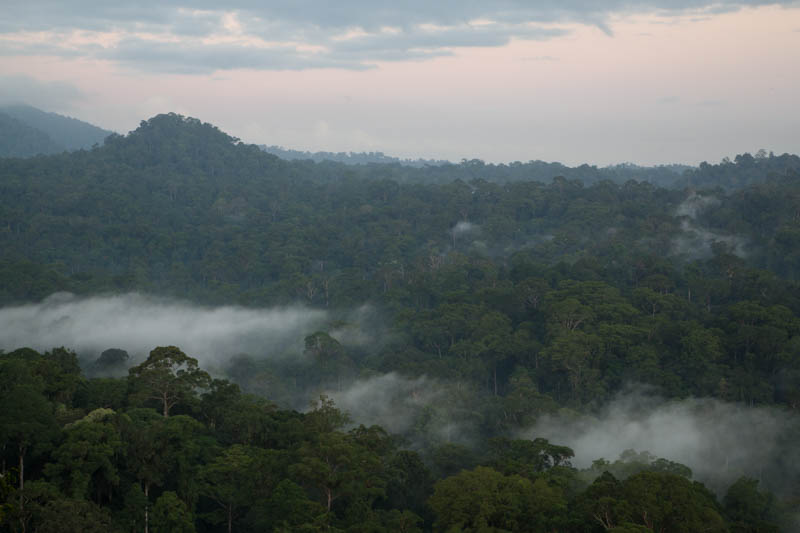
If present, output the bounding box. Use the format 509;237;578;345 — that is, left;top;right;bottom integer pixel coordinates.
527;388;798;494
326;372;433;434
0;292;327;367
324;372;480;447
673;193;747;258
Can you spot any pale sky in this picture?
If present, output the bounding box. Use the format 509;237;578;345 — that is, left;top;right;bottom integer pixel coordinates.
1;1;798;166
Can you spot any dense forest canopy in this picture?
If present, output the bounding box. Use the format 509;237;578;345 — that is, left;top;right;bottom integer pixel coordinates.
1;112;800;531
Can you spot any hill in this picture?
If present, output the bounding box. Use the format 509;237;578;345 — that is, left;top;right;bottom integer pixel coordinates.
0;104;113;156
0;111;64;157
0;111;799;407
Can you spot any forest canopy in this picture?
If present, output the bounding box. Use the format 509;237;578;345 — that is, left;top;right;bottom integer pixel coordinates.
1;113;799;531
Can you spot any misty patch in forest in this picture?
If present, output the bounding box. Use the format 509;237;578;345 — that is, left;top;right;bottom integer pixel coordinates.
673;193;747;259
328;304;388;351
0;292;327;367
526;388;797;495
324;373;479;447
325;373;433;434
449;220;480;248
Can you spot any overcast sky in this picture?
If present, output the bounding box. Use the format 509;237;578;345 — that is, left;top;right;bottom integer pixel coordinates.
1;1;798;165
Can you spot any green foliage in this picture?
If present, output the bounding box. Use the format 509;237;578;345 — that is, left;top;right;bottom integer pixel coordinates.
4;114;800;531
723;477;779;532
151;491;195;533
428;466;567;532
128;346;211;417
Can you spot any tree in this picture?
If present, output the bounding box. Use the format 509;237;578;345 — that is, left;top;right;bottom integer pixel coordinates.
198;445;283;533
129;346;211;417
489;437;574;478
428;466;566;532
44;411;123;504
151;491;195;533
120;409;208;533
290;431;385;515
622;471;727;533
723;477;778;532
246;479;324;532
0;358;58;523
36;498;117;533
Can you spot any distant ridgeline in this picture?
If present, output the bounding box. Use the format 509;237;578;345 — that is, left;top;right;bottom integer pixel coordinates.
262;143;693;187
260;144;451;167
0;104;113;157
685;151;800;190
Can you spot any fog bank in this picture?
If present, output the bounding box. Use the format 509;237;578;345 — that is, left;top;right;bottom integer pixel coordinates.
527;388;797;493
0;292;327;366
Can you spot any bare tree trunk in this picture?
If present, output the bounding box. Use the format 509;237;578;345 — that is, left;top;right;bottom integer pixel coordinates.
18;446;25;516
144;483;150;533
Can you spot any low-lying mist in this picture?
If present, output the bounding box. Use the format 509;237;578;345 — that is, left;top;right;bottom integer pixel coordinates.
527;387;799;495
3;293;798;500
320;373;481;448
0;292;327;367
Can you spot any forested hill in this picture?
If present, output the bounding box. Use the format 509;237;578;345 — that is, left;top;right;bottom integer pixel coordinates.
2;111;800;401
2;112;800;530
2;112;800;304
0;111;64;158
0;104;113;157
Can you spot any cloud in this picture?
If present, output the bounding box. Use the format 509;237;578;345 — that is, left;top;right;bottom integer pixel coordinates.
526;388;798;495
1;1;796;72
0;74;86;111
96;37;357;74
0;293;327;368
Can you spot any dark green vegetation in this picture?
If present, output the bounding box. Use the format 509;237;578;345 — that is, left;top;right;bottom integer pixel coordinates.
0;105;112;157
0;346;785;532
2;113;800;531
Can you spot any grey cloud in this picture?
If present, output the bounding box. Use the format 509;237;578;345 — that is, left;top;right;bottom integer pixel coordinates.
5;1;796;32
0;74;86;111
97;37;370;73
0;293;327;367
1;1;797;72
329;23;566;56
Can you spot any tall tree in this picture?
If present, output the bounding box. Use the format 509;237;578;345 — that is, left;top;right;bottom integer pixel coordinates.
129;346;211;417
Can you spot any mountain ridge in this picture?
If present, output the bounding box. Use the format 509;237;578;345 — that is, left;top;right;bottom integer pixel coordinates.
0;104;113;157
